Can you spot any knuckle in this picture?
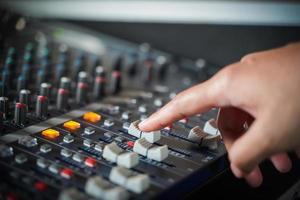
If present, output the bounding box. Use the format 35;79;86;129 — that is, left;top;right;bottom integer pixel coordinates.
215;67;235;91
240;53;259;64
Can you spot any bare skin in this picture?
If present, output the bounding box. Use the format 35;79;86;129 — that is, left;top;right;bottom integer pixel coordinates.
139;42;300;187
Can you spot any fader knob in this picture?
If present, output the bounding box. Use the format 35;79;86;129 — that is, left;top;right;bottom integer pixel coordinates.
93;66;106;100
35;95;48;118
14;102;27;126
0;97;9;119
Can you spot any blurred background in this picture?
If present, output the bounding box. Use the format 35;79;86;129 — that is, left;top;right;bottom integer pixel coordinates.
1;0;300;67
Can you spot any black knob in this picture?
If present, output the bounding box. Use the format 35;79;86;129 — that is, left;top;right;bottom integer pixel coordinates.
111;57;123;94
142;58;154;84
76;71;88;104
59;77;71;91
0;97;9;119
93;66;106;100
14;102;27;126
35;95;48;118
40;82;52;97
57;88;69;110
19;89;31;105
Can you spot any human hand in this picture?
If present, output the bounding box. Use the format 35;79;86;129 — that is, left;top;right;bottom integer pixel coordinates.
139;42;300;187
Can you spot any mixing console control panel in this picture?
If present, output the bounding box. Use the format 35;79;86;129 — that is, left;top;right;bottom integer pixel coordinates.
0;17;227;200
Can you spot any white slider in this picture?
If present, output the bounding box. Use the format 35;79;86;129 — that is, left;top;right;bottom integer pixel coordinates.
109;166;133;186
126;174;150;194
188;122;221;150
128;120;142;138
188;126;207;143
117;152;139;168
85;176;111;198
104;187;129;200
133;138;152;156
141;130;161;143
103;142;124;162
147;145;169;162
109;167;150;194
203;119;220;135
85;176;129;200
129;120;161;143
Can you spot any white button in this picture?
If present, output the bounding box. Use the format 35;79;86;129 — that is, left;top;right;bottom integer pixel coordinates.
40;144;52;153
72;153;84;163
85;176;111;199
133;138;152;156
103;142;123;162
104;119;114;127
109;167;132;186
147;145;169;162
117;152;139;168
128;120;142;138
203;119;220;135
126;174;150;194
61;149;72;157
36;158;49;168
104;186;129;200
49;164;60;174
141;130;161;143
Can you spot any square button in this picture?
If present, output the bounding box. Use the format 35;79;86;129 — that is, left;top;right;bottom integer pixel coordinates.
63;121;81;131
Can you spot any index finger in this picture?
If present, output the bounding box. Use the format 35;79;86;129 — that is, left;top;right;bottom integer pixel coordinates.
139;76;228;131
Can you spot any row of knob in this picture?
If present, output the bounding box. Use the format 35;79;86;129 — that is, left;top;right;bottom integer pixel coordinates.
0;65;110;125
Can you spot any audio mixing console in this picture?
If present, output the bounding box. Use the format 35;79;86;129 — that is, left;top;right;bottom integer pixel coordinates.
0;14;227;200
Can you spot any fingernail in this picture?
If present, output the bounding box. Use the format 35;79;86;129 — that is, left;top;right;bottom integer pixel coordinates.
231;163;244;178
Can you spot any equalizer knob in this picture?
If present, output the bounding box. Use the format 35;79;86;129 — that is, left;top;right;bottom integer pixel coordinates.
14;102;27;126
93;66;106;100
59;77;71;90
35;95;48;118
0;97;9;119
19;89;31;109
40;83;52;97
57;88;69;110
76;71;88;104
111;57;122;94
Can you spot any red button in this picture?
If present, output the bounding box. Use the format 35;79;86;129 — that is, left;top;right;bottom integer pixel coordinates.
60;168;73;179
84;157;96;167
127;141;135;148
34;181;48;191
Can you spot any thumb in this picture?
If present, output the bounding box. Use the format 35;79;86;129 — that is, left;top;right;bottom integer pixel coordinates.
228;117;275;176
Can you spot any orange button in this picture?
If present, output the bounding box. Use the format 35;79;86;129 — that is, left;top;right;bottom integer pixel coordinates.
63;121;81;131
83;112;101;123
41;129;60;139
